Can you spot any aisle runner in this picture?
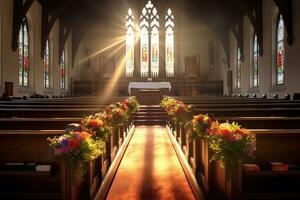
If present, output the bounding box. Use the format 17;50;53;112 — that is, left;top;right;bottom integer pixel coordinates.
106;126;195;200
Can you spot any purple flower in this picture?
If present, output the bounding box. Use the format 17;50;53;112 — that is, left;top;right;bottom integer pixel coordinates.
60;138;69;146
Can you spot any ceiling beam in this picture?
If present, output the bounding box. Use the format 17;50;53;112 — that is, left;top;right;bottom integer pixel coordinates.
11;0;34;51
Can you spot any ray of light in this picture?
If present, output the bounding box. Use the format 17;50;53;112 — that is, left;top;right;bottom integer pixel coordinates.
100;54;126;101
76;36;126;66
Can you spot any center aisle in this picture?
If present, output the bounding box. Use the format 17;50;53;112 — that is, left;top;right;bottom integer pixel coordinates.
106;125;196;200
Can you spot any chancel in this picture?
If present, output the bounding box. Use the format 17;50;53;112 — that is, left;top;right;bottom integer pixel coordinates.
0;0;300;200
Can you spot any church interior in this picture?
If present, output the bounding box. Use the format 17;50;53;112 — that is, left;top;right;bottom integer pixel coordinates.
0;0;300;199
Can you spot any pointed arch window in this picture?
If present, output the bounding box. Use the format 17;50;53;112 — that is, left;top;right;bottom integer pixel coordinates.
44;39;50;88
126;2;175;78
126;8;134;77
18;18;29;87
140;2;150;77
150;7;159;77
237;48;241;89
60;50;66;90
252;34;259;87
276;14;285;85
165;8;174;77
140;1;159;77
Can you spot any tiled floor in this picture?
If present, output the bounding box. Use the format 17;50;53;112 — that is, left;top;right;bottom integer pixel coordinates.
106;125;195;200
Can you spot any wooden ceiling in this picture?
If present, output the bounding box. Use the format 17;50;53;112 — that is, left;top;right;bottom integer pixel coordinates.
11;0;293;65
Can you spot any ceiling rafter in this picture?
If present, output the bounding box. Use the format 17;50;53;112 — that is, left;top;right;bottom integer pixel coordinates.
11;0;35;51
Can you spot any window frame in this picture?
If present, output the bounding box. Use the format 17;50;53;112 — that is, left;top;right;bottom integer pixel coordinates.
18;17;29;87
275;13;285;85
60;50;66;90
43;39;50;89
252;34;259;87
236;47;241;89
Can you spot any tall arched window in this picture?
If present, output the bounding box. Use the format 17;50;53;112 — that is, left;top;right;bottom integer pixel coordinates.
140;5;150;77
140;1;159;77
18;18;29;87
44;39;50;88
252;34;259;87
126;2;174;78
165;8;174;77
126;8;134;77
60;50;66;90
275;14;285;85
237;48;241;89
150;7;159;77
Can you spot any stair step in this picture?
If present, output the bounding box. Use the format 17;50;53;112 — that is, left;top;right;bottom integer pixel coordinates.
134;120;166;125
133;117;167;121
135;105;167;125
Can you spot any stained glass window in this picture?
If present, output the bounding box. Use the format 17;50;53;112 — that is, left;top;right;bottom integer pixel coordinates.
237;48;241;89
44;39;50;88
140;1;160;77
165;8;174;77
276;14;285;85
60;50;66;89
128;2;175;78
18;18;29;87
140;2;150;77
126;8;134;77
150;7;159;77
253;34;259;87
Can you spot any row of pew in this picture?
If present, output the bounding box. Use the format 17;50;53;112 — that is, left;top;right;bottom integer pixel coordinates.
168;96;300;200
0;96;134;200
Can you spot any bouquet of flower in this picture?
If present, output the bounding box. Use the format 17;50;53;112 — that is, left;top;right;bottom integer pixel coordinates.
105;103;129;127
160;97;191;124
160;96;177;115
123;97;140;115
48;131;105;179
188;114;214;140
81;113;111;141
207;122;256;168
171;102;192;124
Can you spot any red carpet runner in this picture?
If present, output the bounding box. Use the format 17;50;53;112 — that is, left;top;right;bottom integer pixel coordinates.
106;125;196;200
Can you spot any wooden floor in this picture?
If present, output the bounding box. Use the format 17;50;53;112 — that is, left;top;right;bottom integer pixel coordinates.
106;125;195;200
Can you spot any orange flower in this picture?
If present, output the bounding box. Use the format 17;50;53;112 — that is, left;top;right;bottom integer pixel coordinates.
75;131;90;141
234;128;246;137
88;119;100;128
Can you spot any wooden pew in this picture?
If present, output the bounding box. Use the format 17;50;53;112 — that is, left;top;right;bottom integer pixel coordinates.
0;124;133;200
0;118;81;130
193;108;300;117
0;130;64;199
208;129;300;200
168;122;300;200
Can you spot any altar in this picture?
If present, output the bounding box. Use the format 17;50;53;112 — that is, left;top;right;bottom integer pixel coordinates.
128;82;171;105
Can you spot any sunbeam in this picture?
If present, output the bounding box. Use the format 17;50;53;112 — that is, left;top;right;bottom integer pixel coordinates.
100;54;126;101
76;36;126;66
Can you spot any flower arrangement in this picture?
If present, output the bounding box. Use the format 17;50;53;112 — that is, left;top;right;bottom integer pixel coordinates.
47;131;105;179
160;97;192;124
188;114;214;140
105;103;129;127
207;121;256;168
161;97;257;170
47;97;140;180
124;97;140;115
160;96;177;113
81;113;111;142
